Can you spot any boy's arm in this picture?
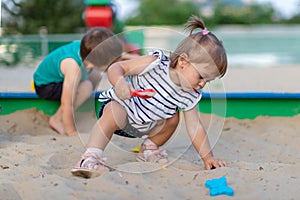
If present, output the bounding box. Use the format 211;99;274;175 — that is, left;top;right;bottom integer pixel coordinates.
60;58;81;135
183;107;226;169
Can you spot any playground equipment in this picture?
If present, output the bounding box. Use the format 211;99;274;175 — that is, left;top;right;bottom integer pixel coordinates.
83;0;143;54
83;0;125;33
84;6;114;29
83;0;115;30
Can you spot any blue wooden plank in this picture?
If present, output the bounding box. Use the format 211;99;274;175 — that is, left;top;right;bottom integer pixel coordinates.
202;92;300;99
0;92;39;98
1;92;300;99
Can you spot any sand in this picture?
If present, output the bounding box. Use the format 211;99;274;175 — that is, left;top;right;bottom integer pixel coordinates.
0;107;299;199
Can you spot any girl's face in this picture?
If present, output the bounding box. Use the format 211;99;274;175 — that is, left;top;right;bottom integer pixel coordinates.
177;55;216;92
182;63;207;90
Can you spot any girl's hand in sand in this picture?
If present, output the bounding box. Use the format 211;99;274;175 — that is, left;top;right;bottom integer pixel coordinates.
203;156;227;170
114;78;133;100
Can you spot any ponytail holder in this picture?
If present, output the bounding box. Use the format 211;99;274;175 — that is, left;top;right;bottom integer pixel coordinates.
202;28;210;36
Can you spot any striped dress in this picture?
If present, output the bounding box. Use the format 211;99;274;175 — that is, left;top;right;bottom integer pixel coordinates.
99;50;202;132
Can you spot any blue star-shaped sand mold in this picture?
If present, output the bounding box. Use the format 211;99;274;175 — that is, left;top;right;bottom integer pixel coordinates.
205;176;234;196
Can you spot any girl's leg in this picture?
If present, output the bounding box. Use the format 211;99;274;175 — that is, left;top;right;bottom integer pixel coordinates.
148;111;180;146
87;100;127;150
72;101;127;178
136;112;180;164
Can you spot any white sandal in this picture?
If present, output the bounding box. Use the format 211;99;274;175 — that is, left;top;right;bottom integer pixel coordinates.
136;144;168;164
71;152;110;178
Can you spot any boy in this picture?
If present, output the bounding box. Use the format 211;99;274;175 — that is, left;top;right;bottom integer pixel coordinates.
33;27;123;136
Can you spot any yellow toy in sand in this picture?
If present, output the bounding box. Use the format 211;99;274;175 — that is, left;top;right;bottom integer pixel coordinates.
131;145;141;153
30;80;35;91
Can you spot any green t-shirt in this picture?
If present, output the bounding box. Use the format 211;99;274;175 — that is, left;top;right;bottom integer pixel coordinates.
33;40;88;86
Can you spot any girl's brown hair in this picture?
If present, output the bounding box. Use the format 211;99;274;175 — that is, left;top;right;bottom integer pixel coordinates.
170;15;227;78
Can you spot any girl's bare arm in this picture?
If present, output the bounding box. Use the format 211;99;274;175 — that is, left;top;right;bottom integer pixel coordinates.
183;107;213;158
107;55;156;85
183;107;226;169
107;55;157;100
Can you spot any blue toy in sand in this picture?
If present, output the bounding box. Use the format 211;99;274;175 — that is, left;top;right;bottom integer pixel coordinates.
205;176;234;196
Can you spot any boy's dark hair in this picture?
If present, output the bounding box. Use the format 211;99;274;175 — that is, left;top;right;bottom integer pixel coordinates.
80;27;123;68
170;15;227;78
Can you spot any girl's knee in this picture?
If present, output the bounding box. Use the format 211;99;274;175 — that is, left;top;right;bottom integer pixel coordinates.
102;101;127;129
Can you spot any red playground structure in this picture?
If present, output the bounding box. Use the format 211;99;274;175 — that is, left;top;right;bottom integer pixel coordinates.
83;0;142;55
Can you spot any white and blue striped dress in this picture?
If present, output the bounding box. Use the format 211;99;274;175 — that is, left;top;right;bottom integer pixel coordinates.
99;50;202;132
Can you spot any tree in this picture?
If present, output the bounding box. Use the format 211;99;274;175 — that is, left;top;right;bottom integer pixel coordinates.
125;0;200;25
209;2;275;25
2;0;85;34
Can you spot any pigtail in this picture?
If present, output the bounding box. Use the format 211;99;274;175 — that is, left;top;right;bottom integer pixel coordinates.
172;15;227;78
185;15;206;36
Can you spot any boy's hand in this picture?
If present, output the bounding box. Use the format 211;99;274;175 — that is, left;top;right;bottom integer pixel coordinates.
203;156;227;170
114;78;133;100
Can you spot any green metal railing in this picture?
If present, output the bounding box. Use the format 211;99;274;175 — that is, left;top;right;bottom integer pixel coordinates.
0;30;144;66
0;34;83;65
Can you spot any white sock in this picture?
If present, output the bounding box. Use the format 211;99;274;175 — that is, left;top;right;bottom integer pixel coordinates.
143;139;157;158
85;147;103;157
143;138;157;147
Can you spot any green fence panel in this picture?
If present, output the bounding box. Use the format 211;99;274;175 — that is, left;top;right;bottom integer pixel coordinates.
1;92;300;119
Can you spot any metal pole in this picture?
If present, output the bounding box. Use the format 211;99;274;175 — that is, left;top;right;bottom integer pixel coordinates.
0;0;2;36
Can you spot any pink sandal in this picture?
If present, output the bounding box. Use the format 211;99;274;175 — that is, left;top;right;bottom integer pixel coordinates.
71;152;110;178
136;144;168;164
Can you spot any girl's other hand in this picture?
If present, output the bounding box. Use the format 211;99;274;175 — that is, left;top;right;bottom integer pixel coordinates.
203;156;227;170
